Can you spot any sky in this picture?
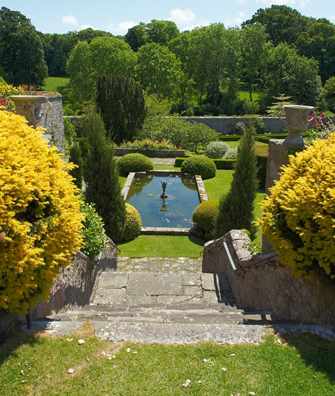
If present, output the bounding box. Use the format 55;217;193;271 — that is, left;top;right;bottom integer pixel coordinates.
1;0;335;35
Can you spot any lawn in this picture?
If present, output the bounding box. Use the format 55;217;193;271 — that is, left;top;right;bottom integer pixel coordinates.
43;76;69;92
119;235;203;258
1;332;334;396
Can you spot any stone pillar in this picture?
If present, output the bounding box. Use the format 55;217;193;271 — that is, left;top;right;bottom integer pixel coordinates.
265;105;314;191
263;105;314;252
10;94;65;153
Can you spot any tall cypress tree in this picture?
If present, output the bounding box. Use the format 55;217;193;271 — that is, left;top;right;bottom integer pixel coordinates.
216;126;258;237
96;75;145;143
83;111;126;242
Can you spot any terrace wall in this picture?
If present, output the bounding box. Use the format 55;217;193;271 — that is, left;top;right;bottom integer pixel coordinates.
182;116;287;134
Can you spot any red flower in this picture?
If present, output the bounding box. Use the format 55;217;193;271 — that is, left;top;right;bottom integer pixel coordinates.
0;97;7;107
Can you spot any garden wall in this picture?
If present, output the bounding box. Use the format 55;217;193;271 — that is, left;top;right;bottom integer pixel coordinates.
182;116;287;134
33;240;117;319
203;230;335;326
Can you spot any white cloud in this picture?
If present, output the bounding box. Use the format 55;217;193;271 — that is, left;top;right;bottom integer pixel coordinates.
62;15;79;27
225;11;246;27
111;20;137;35
169;8;209;31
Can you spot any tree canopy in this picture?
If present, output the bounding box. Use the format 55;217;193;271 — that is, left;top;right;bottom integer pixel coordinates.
0;7;47;86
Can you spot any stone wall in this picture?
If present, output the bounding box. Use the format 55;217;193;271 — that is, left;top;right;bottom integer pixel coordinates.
42;94;65;152
203;230;335;326
182;116;287;133
33;240;117;319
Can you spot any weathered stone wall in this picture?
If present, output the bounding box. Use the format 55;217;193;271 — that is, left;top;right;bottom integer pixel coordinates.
182;116;287;134
33;240;117;319
203;230;335;326
42;94;65;152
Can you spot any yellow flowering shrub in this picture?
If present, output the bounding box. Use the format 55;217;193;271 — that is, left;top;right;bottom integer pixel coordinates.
0;80;24;97
260;134;335;280
0;111;83;314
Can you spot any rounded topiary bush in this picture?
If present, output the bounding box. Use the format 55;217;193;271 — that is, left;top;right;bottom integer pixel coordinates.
122;203;142;242
0;111;83;314
118;153;154;176
81;200;107;258
260;134;335;280
206;141;229;159
193;200;219;241
181;155;216;179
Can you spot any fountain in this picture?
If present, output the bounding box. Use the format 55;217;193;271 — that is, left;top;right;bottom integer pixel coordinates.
160;181;168;199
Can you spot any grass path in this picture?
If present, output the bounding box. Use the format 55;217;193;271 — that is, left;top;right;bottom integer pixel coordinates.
1;332;334;396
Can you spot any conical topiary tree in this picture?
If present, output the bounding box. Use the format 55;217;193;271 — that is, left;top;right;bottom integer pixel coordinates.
96;75;145;143
83;110;126;242
216;126;258;237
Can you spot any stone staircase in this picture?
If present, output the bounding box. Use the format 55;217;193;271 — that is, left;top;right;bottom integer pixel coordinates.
30;258;271;344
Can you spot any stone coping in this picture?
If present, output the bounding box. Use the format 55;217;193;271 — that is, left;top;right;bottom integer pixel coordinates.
122;170;208;235
141;227;190;235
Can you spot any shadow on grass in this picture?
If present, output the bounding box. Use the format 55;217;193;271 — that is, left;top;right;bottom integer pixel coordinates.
276;332;335;385
0;330;38;367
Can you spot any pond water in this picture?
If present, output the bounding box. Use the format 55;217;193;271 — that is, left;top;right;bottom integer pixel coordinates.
127;173;200;228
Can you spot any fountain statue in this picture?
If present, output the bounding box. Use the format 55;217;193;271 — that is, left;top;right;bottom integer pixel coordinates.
160;181;168;199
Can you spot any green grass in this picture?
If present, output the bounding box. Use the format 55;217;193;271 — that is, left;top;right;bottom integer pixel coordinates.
43;76;69;92
1;333;334;396
119;235;203;258
225;140;269;157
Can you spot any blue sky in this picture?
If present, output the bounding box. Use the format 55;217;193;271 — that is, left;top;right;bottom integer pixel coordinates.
1;0;335;34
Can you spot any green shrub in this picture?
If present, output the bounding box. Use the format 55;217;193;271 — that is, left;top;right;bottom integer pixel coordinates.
81;200;107;258
122;203;142;242
206;141;229;159
142;116;217;152
181;155;216;179
121;139;176;150
118;153;154;176
193;200;219;241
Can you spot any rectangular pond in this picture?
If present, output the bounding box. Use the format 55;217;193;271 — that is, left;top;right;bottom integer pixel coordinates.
126;173;201;229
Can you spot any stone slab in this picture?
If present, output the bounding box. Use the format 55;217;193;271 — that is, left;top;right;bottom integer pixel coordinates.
127;272;183;296
94;289;127;306
182;273;201;286
98;273;128;289
201;274;216;291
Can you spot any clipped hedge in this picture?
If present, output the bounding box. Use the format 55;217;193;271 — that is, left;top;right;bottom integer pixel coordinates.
181;155;216;179
122;203;142;242
192;200;219;241
118;153;154;176
260;134;335;280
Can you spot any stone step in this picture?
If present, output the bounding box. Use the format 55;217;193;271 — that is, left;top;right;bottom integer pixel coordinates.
91;271;235;308
50;305;245;325
28;319;268;344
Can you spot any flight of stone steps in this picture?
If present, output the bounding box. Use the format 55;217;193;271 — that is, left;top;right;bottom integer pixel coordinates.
31;258;271;344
